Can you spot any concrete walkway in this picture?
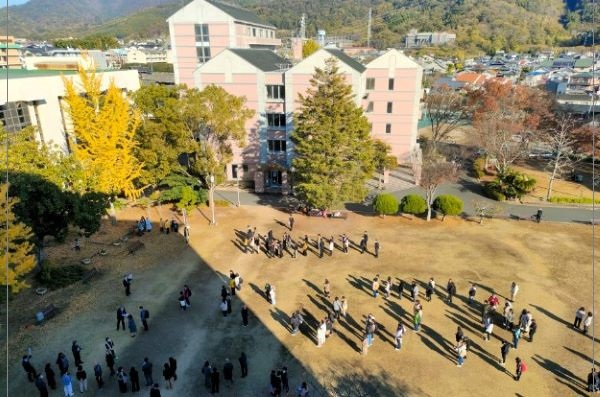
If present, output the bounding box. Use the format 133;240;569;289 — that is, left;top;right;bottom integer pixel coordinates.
215;176;600;224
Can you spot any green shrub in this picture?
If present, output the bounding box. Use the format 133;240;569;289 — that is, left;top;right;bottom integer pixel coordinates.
483;182;506;201
214;199;231;207
483;170;535;201
36;261;86;290
549;197;600;204
400;194;427;215
472;157;486;179
373;193;399;216
433;195;464;219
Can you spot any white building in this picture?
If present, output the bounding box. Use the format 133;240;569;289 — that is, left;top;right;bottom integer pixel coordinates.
126;48;172;64
0;69;140;152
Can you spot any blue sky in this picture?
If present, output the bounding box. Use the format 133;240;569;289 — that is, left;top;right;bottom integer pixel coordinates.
4;0;30;7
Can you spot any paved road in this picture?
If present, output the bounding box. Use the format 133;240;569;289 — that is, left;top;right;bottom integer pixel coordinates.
215;176;600;224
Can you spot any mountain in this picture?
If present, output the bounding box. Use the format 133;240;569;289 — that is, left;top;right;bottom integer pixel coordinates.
2;0;181;38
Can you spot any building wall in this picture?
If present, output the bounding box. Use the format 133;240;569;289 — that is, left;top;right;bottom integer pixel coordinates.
0;70;140;152
0;36;21;69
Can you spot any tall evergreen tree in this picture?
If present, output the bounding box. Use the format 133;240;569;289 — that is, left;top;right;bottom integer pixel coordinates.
63;67;143;199
0;184;36;293
291;58;375;209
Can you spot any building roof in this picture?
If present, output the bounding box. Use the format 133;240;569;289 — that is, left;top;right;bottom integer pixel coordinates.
455;71;486;85
228;49;288;72
0;43;21;49
205;0;275;28
324;48;366;73
0;68;121;80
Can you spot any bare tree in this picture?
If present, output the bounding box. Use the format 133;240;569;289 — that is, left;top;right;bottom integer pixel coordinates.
541;112;579;201
472;200;502;224
419;155;460;221
423;85;469;151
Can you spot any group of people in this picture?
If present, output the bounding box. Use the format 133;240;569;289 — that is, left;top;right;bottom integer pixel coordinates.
240;225;380;259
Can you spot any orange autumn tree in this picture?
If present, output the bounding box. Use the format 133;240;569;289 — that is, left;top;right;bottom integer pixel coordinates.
0;184;36;293
62;67;142;199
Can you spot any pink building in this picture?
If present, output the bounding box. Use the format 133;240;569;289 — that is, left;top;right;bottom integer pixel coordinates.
194;47;422;193
168;0;281;87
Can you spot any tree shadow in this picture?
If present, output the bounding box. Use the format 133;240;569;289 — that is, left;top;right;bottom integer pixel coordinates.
531;354;587;396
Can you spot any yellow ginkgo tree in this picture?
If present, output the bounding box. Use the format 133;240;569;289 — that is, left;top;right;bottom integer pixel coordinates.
0;184;36;293
62;67;142;199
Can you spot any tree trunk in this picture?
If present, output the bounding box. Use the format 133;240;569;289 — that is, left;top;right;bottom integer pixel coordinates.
426;200;432;221
545;158;560;201
109;200;117;225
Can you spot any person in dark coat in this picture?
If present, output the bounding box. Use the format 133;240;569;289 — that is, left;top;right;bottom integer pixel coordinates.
93;363;104;389
168;357;177;381
280;366;289;394
270;370;282;396
117;306;126;331
210;367;220;394
56;352;69;375
34;374;48;397
238;353;248;378
398;279;405;299
44;363;57;389
150;383;162;397
202;362;211;388
141;358;153;386
163;363;173;389
105;350;116;376
129;367;140;392
223;359;234;384
22;354;37;381
241;305;249;327
71;340;83;366
117;367;128;393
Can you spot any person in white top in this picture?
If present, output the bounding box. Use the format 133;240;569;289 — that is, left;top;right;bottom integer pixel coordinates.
317;320;327;347
269;286;276;305
510;282;519;302
583;312;594;335
394;323;406;350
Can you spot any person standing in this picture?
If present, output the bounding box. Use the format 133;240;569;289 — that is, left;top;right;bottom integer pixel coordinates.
202;362;212;389
288;214;294;231
468;283;477;304
123;274;132;296
223;359;234;384
588;368;599;392
56;352;69;376
162;363;173;390
455;326;464;345
574;307;586;329
456;339;467;368
413;309;422;332
104;337;116;358
139;306;149;331
270;370;282;396
384;277;392;299
317;234;324;258
398;279;405;300
583;312;594;335
341;296;348;318
22;354;37;382
395;323;406;351
127;314;137;337
317;320;327;347
150;384;161;397
210;367;220;394
141;358;153;386
241;305;249;327
323;279;331;299
514;357;526;381
411;282;419;302
374;240;380;258
535;208;543;223
105;350;116;377
93;362;104;389
220;299;228;317
529;319;537;342
117;306;126;331
280;366;289;394
291;311;303;335
44;363;57;390
332;297;342;319
362;231;369;254
499;340;511;366
238;353;248;378
269;285;277;305
34;374;49;397
328;236;334;256
425;280;434;302
366;314;377;346
75;365;88;393
371;277;380;298
342;235;349;254
512;327;521;349
117;367;128;393
446;279;456;303
169;357;177;381
71;341;83;366
483;316;494;341
510;282;519;302
62;372;74;397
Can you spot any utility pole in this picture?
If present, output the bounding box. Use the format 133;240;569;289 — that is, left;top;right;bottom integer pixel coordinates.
367;7;372;48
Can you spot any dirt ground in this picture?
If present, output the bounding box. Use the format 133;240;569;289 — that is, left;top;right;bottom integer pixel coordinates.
5;205;600;397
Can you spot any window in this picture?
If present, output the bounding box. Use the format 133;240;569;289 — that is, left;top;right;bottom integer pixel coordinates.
196;47;211;63
385;124;392;134
242;164;249;172
267;139;287;152
252;28;256;36
0;101;31;133
232;164;239;179
366;102;374;113
266;85;285;100
388;78;395;90
267;113;286;128
194;24;209;42
366;78;375;90
387;102;393;113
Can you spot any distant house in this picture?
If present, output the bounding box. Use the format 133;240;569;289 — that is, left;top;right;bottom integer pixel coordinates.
523;68;551;87
404;29;456;48
454;71;488;87
567;71;599;94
